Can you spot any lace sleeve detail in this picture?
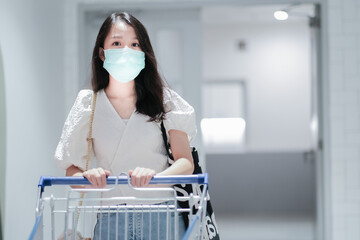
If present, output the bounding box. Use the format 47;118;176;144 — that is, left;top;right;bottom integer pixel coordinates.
54;89;94;171
163;88;197;142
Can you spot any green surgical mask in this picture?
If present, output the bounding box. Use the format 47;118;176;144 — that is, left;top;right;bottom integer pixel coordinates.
103;47;145;83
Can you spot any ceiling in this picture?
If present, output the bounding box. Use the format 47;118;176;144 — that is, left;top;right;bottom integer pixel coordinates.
86;3;316;27
201;4;315;24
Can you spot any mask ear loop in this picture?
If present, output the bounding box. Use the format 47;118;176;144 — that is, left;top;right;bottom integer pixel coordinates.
117;172;140;191
118;172;132;188
70;174;121;194
118;172;178;201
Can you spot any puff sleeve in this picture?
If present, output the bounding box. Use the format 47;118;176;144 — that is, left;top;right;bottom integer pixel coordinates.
54;90;94;171
163;88;197;142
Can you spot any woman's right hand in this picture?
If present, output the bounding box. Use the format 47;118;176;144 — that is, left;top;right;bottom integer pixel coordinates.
83;167;111;188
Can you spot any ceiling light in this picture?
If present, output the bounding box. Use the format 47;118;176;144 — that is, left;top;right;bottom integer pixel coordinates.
274;10;289;20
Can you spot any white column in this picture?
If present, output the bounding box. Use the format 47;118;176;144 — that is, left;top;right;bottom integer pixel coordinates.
0;0;66;239
327;0;360;239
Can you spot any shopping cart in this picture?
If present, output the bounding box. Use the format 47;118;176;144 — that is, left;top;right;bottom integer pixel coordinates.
29;174;208;240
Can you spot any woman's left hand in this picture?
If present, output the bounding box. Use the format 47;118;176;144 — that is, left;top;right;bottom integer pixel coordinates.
129;167;156;187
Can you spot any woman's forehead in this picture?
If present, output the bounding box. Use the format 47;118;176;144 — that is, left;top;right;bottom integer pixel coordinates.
108;21;136;38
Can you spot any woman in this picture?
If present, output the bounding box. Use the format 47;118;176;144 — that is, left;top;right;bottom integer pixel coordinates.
54;12;196;239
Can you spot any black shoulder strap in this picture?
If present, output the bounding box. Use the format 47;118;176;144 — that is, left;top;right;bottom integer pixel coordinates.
160;121;173;159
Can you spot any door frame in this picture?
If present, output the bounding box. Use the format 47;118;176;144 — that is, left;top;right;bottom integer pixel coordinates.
0;41;6;240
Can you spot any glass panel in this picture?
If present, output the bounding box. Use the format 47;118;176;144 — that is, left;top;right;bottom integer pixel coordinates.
202;82;245;118
201;81;247;152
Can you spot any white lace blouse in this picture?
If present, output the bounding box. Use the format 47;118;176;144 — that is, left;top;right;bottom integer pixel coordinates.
54;88;197;203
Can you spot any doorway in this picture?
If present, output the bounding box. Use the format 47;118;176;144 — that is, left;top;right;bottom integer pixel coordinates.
201;4;321;240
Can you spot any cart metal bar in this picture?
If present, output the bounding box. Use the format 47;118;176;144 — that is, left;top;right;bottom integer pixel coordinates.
38;174;208;191
28;213;43;240
182;214;199;240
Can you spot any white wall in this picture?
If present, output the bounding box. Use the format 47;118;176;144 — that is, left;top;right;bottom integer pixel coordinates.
0;0;65;239
203;20;312;152
326;0;360;239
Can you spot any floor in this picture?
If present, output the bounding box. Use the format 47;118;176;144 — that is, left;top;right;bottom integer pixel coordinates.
216;214;316;240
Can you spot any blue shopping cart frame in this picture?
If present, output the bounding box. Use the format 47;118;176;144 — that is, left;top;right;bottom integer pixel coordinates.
29;174;208;240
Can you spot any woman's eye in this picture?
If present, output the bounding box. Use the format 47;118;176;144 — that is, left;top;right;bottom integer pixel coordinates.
113;42;120;46
132;43;140;47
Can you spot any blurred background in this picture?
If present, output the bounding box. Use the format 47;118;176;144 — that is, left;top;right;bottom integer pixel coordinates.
0;0;359;240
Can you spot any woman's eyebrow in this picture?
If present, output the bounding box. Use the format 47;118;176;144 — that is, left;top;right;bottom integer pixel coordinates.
110;36;138;40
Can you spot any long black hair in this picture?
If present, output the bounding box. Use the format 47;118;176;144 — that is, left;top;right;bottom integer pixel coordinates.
91;12;166;122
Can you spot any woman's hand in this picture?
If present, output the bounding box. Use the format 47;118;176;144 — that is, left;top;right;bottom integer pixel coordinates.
83;167;111;188
129;167;156;187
